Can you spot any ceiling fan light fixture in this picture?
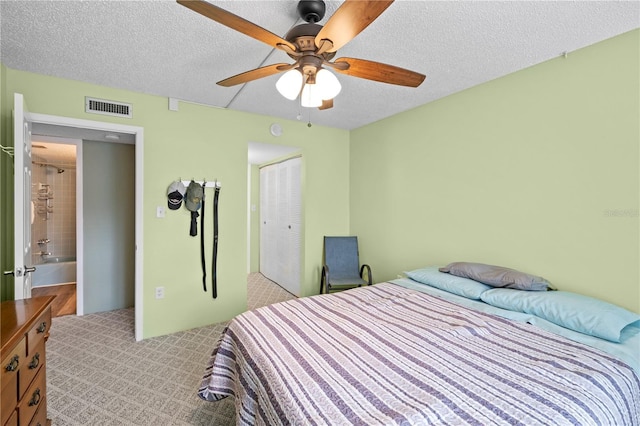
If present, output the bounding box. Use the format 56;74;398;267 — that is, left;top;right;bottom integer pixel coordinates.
316;69;341;100
179;0;426;113
301;83;323;108
299;69;341;108
276;69;304;100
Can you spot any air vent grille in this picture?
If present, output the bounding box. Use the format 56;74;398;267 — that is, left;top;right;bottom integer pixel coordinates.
85;97;132;118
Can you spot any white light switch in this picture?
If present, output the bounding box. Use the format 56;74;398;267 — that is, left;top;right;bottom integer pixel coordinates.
156;206;165;218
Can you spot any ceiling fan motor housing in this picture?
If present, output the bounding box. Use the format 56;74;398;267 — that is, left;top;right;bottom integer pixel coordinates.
285;23;336;59
297;0;326;23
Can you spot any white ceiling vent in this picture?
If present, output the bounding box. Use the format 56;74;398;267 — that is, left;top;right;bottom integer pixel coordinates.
85;97;132;118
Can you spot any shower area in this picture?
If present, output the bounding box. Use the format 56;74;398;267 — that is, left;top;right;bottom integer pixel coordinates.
30;141;77;316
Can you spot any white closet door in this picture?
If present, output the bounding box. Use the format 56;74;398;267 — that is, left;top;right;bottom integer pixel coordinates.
286;157;302;295
276;161;290;289
259;166;268;279
259;157;301;296
259;165;278;282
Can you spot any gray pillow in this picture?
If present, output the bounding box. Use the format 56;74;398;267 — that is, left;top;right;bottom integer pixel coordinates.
439;262;551;291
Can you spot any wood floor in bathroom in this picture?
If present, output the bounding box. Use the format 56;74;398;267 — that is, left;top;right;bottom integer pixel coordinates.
31;283;76;317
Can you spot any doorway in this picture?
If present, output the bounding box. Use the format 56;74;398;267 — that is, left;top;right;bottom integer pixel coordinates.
29;137;79;317
28;113;144;341
247;141;301;296
259;156;302;295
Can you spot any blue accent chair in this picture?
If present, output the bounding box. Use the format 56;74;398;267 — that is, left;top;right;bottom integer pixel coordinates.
320;236;372;294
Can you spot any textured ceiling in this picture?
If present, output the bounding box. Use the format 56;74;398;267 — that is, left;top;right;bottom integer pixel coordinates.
1;1;638;130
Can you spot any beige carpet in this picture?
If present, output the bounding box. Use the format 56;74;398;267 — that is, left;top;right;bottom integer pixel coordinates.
47;273;296;425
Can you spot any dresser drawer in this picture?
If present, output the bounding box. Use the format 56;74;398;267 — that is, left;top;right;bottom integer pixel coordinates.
18;368;46;426
1;338;26;426
26;308;51;355
27;395;47;426
19;338;46;400
1;373;18;426
5;409;18;426
2;297;54;426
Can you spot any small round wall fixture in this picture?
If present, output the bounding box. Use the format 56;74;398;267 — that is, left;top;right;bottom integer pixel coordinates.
270;123;283;137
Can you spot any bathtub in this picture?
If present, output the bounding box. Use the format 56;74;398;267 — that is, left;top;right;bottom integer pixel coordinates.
32;257;77;287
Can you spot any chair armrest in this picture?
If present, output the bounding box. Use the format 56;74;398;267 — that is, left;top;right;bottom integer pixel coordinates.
322;264;330;280
321;265;330;294
360;264;373;285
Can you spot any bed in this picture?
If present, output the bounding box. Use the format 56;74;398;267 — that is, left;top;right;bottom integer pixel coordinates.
198;267;640;425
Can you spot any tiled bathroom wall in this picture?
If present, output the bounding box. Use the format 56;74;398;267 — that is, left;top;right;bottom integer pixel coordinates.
31;151;76;264
49;169;77;257
31;155;48;264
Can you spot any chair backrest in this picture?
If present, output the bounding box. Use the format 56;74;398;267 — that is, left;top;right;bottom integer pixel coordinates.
324;236;360;279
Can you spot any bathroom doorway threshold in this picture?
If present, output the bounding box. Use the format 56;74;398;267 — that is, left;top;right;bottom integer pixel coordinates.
32;283;76;317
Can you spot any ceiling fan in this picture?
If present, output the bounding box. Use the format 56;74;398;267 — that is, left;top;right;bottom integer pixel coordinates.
176;0;426;109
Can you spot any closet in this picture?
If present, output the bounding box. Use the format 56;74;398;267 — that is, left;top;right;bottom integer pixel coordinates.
259;157;301;296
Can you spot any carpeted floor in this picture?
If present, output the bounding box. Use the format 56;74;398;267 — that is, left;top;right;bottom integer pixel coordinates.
47;273;295;425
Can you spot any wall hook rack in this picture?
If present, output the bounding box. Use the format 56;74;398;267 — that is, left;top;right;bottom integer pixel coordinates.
181;179;221;189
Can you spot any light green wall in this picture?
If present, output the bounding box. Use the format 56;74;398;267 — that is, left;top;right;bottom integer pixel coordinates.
351;30;640;313
0;68;350;336
0;62;12;301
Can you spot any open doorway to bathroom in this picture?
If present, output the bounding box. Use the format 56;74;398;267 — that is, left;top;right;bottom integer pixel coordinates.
30;139;78;317
27;111;144;341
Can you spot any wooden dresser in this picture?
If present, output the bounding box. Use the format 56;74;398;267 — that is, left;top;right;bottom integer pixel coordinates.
1;296;55;426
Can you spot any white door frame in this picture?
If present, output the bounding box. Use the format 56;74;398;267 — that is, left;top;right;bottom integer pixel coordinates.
29;112;144;341
13;94;33;300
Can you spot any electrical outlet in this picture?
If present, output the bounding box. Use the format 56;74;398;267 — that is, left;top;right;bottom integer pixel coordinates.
155;286;165;299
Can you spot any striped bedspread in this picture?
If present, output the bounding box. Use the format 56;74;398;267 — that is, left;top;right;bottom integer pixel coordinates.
198;282;640;425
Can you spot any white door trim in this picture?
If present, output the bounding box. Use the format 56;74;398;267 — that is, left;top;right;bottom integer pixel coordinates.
29;112;145;341
13;94;32;300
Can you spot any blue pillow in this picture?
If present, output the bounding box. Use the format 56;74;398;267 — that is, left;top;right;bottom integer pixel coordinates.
480;288;640;342
405;266;492;300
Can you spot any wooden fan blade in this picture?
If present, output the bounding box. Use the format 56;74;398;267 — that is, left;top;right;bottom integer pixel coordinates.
217;63;290;87
333;57;425;87
319;99;333;110
315;0;394;53
177;0;297;52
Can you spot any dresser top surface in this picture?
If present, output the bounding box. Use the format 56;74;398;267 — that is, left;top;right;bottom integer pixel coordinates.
1;296;55;355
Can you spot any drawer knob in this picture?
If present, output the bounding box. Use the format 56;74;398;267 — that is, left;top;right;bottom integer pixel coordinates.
28;388;41;407
29;353;40;369
5;355;19;372
36;321;47;333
